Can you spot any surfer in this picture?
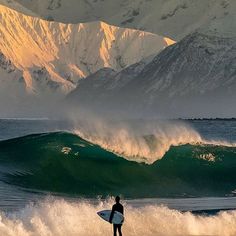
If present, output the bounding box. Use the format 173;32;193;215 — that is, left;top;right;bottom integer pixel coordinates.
109;196;124;236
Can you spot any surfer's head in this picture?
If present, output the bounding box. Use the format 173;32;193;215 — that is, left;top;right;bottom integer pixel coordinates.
115;196;120;203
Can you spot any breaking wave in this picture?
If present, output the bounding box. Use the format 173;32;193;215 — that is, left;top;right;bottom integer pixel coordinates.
73;120;236;164
1;198;236;236
0;132;236;197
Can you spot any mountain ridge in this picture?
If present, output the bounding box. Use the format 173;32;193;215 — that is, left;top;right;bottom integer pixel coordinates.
8;0;236;40
67;32;236;117
0;4;174;97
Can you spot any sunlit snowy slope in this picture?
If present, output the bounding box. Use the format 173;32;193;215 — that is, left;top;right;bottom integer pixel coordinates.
0;4;173;97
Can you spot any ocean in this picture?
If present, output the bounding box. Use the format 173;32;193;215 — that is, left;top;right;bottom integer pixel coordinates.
0;118;236;235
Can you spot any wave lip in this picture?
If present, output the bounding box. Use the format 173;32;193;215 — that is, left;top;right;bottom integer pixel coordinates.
73;121;203;164
73;121;236;164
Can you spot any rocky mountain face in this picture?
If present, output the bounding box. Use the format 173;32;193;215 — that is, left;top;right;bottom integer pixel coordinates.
0;1;235;117
9;0;236;40
0;4;173;98
68;32;236;117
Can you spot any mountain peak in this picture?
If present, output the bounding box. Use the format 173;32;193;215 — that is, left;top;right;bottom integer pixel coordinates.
0;3;175;97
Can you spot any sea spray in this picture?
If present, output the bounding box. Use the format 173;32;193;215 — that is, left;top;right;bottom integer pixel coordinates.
1;198;236;236
73;119;202;164
72;119;236;164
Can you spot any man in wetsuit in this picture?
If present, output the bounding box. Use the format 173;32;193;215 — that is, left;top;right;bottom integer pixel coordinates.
109;196;124;236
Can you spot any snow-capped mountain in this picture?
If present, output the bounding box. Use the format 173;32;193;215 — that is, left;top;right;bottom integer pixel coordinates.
68;32;236;117
10;0;236;40
1;1;235;117
0;4;174;97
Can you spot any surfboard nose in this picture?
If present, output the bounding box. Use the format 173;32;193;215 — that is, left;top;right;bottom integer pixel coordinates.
97;211;104;217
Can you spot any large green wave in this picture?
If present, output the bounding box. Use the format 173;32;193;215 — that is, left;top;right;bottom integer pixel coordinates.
0;132;236;198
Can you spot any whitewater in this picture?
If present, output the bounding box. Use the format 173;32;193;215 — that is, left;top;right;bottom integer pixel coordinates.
1;198;236;236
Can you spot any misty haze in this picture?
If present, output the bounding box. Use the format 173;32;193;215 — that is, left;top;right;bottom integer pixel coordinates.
0;1;235;236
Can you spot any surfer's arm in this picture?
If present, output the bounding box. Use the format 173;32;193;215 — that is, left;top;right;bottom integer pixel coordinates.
109;206;115;223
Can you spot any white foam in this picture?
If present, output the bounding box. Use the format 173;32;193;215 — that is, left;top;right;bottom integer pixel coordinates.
61;147;72;155
197;153;216;162
1;198;236;236
72;118;236;164
73;120;204;164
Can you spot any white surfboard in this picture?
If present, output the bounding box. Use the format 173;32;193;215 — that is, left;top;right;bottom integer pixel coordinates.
97;210;124;224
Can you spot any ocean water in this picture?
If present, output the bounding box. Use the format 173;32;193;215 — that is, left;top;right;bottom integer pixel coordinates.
0;118;236;235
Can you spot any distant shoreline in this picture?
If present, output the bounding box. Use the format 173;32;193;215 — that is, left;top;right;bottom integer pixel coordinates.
0;118;50;121
179;118;236;121
0;117;235;122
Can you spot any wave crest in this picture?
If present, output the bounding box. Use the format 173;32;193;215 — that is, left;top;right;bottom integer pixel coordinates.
1;132;236;197
73;120;236;164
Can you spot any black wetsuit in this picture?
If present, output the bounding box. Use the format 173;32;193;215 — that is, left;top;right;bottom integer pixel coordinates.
109;203;124;236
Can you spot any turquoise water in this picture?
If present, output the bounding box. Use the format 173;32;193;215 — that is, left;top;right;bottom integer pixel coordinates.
0;120;236;199
0;119;236;235
1;132;236;198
